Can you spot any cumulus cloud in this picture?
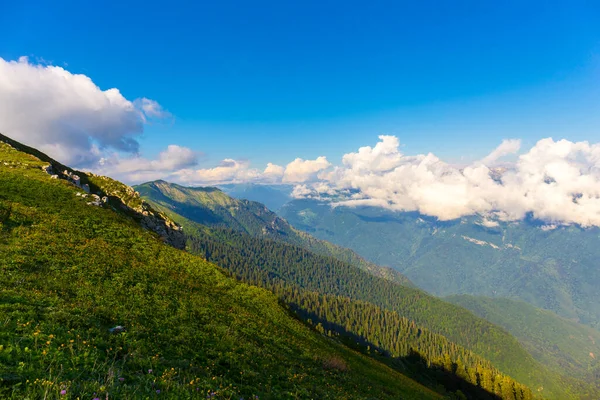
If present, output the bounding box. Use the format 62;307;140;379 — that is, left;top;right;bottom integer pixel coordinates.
293;136;600;227
478;218;500;228
3;55;599;227
342;135;404;172
264;163;285;178
115;155;333;187
135;98;172;120
291;184;314;198
480;139;521;164
282;156;331;183
155;145;198;170
0;56;167;166
173;159;262;184
96;145;199;183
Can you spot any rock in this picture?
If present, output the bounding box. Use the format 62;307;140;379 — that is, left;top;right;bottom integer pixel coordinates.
109;326;126;334
139;213;186;250
42;165;53;174
50;175;59;179
82;184;90;193
102;196;108;203
87;194;103;206
71;175;81;186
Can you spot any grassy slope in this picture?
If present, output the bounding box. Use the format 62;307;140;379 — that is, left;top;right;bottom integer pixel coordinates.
0;141;441;399
446;295;600;382
135;180;411;286
139;191;593;400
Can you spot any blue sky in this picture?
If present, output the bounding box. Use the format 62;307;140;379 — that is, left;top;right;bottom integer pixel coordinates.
1;0;600;167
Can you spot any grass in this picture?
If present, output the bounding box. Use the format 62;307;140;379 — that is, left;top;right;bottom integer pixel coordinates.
0;140;442;399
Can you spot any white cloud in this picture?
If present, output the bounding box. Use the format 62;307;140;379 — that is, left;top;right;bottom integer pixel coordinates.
155;145;198;170
95;145;199;183
282;156;331;183
293;136;600;227
173;159;262;185
291;184;314;198
0;56;167;167
342;135;404;172
478;218;500;228
264;162;285;178
480;139;521;165
136;98;171;120
3;55;599;227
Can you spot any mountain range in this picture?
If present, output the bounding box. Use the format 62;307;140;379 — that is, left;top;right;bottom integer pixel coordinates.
2;133;599;399
135;179;599;399
279;198;600;331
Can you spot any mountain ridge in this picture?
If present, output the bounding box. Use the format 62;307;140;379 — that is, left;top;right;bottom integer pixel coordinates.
135;180;412;286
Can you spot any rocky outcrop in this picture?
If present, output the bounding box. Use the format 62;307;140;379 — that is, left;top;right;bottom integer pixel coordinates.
87;194;103;207
88;174;186;250
1;133;186;251
139;211;186;250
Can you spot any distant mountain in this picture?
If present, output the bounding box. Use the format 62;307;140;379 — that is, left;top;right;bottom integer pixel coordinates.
446;295;600;385
135;180;411;286
0;133;444;399
218;182;293;211
279;198;600;330
136;179;599;399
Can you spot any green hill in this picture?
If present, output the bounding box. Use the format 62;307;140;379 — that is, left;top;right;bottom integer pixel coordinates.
137;180;597;399
135;180;411;286
0;137;443;398
446;295;600;384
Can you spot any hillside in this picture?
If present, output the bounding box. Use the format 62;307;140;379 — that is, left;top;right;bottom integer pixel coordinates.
135;180;411;286
446;295;600;384
0;138;443;398
137;181;598;399
279;199;600;330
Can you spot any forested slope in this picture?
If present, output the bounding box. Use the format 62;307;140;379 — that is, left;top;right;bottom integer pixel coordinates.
135;180;411;285
447;295;600;384
279;199;600;330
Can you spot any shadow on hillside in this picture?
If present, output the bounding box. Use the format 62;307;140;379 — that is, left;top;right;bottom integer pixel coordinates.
392;351;502;400
173;203;226;226
0;200;34;234
286;304;502;400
